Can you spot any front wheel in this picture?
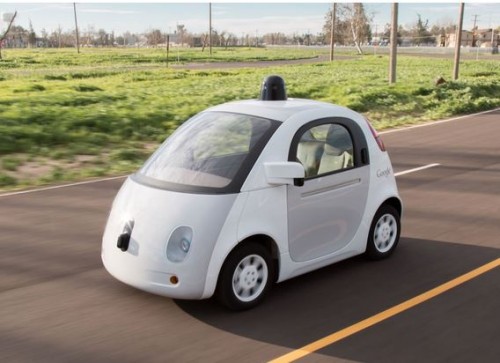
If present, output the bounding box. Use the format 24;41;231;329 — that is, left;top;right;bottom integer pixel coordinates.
216;243;273;311
366;204;401;260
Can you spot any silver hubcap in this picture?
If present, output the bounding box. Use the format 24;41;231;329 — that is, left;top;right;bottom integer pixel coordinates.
374;213;397;253
232;254;268;302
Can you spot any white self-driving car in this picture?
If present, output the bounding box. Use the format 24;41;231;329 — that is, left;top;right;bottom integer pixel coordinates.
102;76;402;310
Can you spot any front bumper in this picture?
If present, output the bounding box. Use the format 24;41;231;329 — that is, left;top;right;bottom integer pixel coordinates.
101;245;205;299
101;176;237;300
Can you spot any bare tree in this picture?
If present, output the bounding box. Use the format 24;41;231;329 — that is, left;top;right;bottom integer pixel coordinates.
219;30;227;47
263;32;287;45
211;29;220;48
97;29;106;46
343;3;371;54
176;24;186;46
41;28;48;47
57;25;62;48
84;25;95;47
322;6;352;47
145;29;164;47
201;33;208;52
411;14;434;46
0;11;17;60
28;20;36;48
224;32;236;48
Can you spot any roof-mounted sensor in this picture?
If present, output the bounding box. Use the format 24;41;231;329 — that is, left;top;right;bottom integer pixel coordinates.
259;75;287;101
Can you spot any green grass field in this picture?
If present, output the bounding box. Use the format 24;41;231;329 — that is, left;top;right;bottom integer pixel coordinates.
0;47;499;190
0;47;325;69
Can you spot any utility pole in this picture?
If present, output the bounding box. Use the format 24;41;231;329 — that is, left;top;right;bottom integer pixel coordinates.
73;3;80;53
166;34;170;68
209;2;212;56
453;3;465;80
389;3;398;84
471;14;479;46
472;14;479;29
330;3;336;61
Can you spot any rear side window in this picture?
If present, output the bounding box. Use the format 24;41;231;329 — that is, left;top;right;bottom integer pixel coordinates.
289;117;369;180
295;123;354;178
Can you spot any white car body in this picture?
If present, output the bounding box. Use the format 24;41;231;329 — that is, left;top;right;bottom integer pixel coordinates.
102;85;401;308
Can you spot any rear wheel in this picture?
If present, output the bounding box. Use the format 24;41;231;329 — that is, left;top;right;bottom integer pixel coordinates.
366;204;401;260
216;243;273;310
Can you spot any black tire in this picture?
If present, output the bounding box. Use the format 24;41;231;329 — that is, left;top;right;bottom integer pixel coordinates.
216;243;274;311
365;204;401;260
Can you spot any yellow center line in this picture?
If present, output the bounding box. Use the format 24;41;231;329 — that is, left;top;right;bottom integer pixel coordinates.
269;258;500;363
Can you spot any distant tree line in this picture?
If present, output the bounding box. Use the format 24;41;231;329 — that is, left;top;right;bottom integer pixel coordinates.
321;3;463;52
0;22;314;49
1;3;497;51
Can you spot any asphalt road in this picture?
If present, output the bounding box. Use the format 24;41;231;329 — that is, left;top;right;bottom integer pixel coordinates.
1;109;499;363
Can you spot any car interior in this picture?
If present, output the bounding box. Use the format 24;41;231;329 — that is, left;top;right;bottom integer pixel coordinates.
297;124;354;178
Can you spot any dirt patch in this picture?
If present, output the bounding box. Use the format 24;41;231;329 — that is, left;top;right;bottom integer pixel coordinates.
10;154;99;182
171;54;359;70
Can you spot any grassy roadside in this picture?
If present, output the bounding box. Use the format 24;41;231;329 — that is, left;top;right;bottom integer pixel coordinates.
0;49;499;191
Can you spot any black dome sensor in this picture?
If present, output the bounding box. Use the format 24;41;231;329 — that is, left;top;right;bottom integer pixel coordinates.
259;75;287;101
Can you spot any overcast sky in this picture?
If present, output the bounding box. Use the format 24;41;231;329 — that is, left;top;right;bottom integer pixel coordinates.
1;2;499;36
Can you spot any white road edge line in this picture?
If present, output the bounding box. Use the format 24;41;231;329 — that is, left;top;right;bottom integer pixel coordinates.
0;175;128;198
0;163;440;198
380;107;499;135
3;105;493;198
395;163;440;177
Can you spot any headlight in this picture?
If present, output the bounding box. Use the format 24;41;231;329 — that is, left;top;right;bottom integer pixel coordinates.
166;226;193;263
180;237;191;253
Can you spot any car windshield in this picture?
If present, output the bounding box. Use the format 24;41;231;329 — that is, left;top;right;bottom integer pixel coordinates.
138;111;277;191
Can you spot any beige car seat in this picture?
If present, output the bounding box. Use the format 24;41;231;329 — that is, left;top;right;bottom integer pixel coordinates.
297;141;324;177
318;125;353;174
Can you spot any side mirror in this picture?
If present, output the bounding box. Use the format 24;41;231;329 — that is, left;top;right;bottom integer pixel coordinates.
264;162;305;186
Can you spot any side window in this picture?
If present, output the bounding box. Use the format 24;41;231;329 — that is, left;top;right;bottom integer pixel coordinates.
295;123;354;178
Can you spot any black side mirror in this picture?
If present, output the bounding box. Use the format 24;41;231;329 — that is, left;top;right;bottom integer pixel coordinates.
294;178;304;187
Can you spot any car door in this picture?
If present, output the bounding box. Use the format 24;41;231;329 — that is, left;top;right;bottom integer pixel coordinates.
287;117;370;262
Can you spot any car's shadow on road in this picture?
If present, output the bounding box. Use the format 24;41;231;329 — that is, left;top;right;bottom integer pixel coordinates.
175;238;499;356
